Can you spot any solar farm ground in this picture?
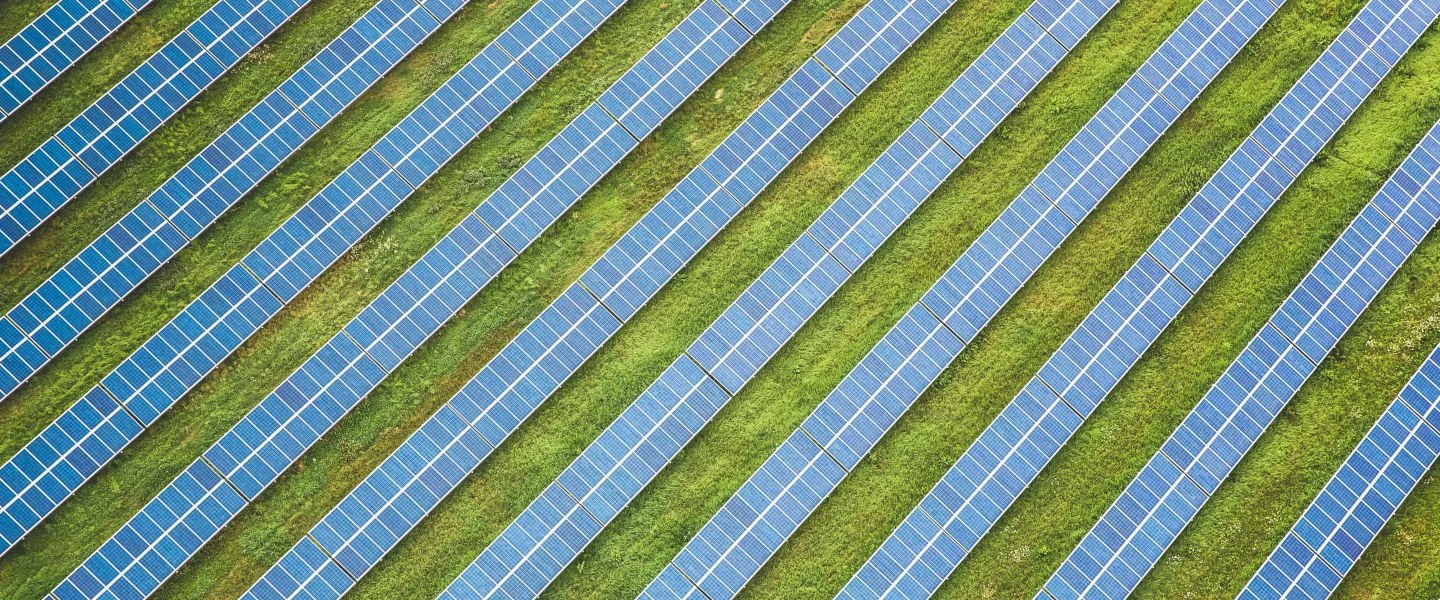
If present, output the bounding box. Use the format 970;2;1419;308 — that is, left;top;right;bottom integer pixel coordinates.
0;0;1438;598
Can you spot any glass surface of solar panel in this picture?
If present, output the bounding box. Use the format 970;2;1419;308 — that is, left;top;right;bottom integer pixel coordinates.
46;0;624;594
0;0;310;258
0;0;153;119
706;0;1360;593
1241;335;1440;599
0;0;454;404
435;0;978;595
241;2;858;594
1039;12;1440;591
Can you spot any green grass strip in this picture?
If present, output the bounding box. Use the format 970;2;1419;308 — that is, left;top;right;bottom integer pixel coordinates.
148;0;885;596
0;0;562;594
0;0;388;457
525;0;1357;596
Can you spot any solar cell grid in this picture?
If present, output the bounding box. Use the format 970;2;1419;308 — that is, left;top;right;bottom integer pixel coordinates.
242;2;772;593
0;0;152;118
0;0;310;258
771;0;1364;593
0;0;460;564
49;0;625;592
1242;335;1440;599
436;0;973;594
1041;31;1440;593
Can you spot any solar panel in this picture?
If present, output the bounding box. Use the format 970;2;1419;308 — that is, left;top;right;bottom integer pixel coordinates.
0;0;456;404
832;1;1435;597
1242;337;1440;598
663;0;1279;592
44;0;625;593
1039;4;1440;592
238;2;865;594
0;0;153;120
433;0;983;595
0;0;311;258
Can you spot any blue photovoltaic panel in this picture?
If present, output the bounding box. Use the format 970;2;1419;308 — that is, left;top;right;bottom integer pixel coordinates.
1241;342;1440;599
597;0;749;138
247;1;904;594
664;431;847;600
818;0;1293;594
578;167;744;321
440;358;730;599
51;461;246;600
49;0;625;591
0;0;467;560
0;0;152;118
654;0;1307;593
716;0;789;32
693;58;855;215
0;0;310;258
439;0;966;594
241;2;783;594
474;103;641;250
917;11;1067;159
687;233;851;393
1041;65;1440;598
1024;0;1109;50
812;0;951;93
0;387;142;555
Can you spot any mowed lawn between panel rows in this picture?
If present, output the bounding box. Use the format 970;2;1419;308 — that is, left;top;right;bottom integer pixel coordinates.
0;0;1438;599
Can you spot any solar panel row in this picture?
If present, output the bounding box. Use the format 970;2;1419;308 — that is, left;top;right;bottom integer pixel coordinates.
0;0;463;404
241;1;773;595
1243;276;1440;600
47;0;625;595
649;0;1267;598
833;0;1417;597
0;0;462;559
264;0;1072;593
0;0;153;119
0;0;311;259
840;2;1430;598
1039;4;1440;597
435;0;968;596
636;1;1114;598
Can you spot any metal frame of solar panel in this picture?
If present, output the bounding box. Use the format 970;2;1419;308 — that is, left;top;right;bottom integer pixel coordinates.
832;2;1431;599
1038;6;1440;596
47;0;626;596
1242;320;1440;599
0;0;465;560
632;2;1114;599
433;0;972;597
0;0;315;262
240;1;772;595
0;0;155;120
0;0;464;404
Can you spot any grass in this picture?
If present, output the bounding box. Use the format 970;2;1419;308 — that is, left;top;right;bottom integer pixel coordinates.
0;0;215;170
0;0;389;451
516;0;1427;598
0;0;860;595
2;0;1440;597
0;0;62;47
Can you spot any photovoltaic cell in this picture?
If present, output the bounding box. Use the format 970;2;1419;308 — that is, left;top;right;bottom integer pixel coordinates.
0;0;452;400
0;0;310;257
48;0;624;593
0;0;153;118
